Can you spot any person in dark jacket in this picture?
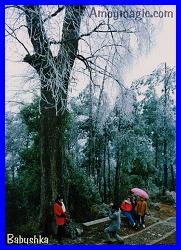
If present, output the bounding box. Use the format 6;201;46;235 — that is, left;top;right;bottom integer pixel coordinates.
53;194;66;242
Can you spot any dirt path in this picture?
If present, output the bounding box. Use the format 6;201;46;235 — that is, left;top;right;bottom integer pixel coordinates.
157;232;176;244
122;217;176;245
53;216;175;245
50;203;176;245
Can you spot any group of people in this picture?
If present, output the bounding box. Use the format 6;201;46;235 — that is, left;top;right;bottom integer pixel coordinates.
53;193;149;243
104;194;149;243
120;195;148;228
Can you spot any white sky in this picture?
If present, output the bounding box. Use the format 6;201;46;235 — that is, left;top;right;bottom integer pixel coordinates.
5;5;176;112
124;5;176;85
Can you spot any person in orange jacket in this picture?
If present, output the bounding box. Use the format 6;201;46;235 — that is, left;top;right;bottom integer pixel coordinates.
120;197;136;227
53;194;67;241
135;197;148;228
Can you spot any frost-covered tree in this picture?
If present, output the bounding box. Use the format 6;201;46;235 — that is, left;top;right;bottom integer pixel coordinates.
132;63;176;194
6;5;158;233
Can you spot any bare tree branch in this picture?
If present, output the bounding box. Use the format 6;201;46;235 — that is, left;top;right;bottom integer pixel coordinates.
94;29;136;33
5;5;25;12
43;6;65;22
79;21;105;39
5;23;30;55
6;100;27;106
5;24;27;37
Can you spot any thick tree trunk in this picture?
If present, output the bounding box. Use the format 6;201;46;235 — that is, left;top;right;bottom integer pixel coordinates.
24;5;85;233
39;86;65;233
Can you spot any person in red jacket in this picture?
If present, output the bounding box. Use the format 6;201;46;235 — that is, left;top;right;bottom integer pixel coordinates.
54;194;66;242
120;197;136;227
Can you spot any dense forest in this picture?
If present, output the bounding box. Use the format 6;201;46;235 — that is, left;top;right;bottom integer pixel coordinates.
5;5;175;238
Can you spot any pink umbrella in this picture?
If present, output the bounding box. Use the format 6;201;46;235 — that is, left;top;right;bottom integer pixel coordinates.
131;188;149;199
